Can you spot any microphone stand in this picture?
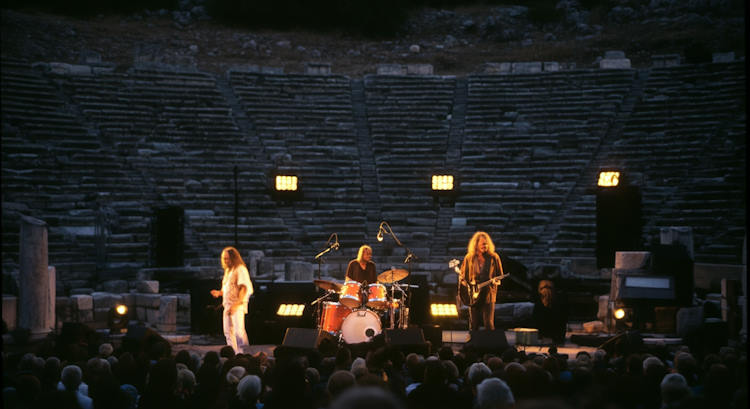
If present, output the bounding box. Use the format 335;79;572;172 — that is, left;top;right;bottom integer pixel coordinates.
379;222;418;328
314;233;339;280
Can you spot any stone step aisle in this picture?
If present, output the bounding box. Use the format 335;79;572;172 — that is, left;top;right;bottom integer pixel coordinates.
432;77;467;259
351;79;382;243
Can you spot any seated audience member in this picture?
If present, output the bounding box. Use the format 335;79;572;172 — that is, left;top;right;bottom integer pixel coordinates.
476;377;515;409
61;365;93;409
660;373;691;408
330;386;405;409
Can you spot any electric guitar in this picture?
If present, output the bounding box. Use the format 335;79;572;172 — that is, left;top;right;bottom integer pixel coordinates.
449;259;509;307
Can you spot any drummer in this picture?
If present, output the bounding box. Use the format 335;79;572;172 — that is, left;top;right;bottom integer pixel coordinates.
345;244;377;285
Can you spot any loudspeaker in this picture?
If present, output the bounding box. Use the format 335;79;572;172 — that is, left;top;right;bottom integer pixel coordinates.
153;206;184;267
122;324;171;359
466;329;510;354
282;328;336;349
384;328;429;355
652;244;694;306
248;281;318;344
57;322;101;361
596;186;642;268
190;279;222;335
406;274;429;326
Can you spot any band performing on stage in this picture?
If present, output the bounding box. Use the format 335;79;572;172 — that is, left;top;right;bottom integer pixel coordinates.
213;230;508;349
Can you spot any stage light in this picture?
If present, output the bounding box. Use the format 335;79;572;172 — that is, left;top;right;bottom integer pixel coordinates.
614;308;626;320
115;304;128;316
431;174;454;191
430;303;458;317
277;304;305;317
597;171;620;187
108;304;130;334
275;175;298;192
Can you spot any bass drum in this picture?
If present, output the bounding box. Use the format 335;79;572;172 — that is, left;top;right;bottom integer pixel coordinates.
340;309;382;344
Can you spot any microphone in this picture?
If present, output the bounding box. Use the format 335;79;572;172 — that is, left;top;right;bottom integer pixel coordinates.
376;222;385;242
333;235;340;250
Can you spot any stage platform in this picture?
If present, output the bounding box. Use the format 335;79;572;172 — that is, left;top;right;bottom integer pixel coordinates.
168;330;605;358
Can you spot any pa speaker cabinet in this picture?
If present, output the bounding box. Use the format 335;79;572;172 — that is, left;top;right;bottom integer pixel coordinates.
385;328;429;355
466;329;509;354
282;328;337;351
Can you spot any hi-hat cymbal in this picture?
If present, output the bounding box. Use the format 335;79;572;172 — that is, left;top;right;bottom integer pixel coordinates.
313;279;342;292
378;268;409;283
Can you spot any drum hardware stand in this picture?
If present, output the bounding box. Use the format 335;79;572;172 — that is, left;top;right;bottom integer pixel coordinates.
314;233;339;280
377;221;419;328
311;289;337;330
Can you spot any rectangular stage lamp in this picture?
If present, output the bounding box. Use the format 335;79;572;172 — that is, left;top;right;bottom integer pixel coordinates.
277;304;305;316
430;303;458;317
275;175;298;191
432;175;454;191
597;171;620;187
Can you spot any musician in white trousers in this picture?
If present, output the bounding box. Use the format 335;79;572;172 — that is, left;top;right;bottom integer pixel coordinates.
211;246;253;354
460;231;504;331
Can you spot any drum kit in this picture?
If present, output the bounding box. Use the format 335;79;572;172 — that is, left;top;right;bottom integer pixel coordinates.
312;268;414;344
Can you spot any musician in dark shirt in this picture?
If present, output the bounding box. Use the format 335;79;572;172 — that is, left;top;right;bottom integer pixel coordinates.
345;244;377;285
531;279;568;344
459;231;504;331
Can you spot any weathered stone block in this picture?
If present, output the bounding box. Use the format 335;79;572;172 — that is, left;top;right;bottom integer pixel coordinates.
136;280;159;294
136;307;147;321
94;307;110;322
305;62;331;75
377;64;406;75
712;52;735;63
615;251;651;270
78;309;94;322
157;323;177;333
452;217;467;227
543;61;560;72
92;292;122;310
285;261;314;281
676;306;703;337
100;280;128;294
49;62;92;76
175;293;190;309
120;293;136;308
136;294;161;308
583;320;604;333
512;62;542;73
600;58;631;69
71;295;93;311
660;227;693;260
406;64;433;75
651;54;681;67
597;295;609;322
258;259;274;276
3;296;18;331
159;296;177;325
146;308;160;324
604;50;626;59
70;288;94;296
177;310;190;325
246;250;264;277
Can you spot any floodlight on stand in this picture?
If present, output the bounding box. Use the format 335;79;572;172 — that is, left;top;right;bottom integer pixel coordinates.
108;304;130;334
431;174;454;191
275;175;298;191
277;304;305;317
430;303;458;317
598;171;620;187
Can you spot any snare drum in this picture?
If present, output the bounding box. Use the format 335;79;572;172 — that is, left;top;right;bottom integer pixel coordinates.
339;280;362;309
366;283;388;310
341;309;382;344
320;302;350;334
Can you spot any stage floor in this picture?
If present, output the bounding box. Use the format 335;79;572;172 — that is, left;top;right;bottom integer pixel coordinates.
168;330;601;358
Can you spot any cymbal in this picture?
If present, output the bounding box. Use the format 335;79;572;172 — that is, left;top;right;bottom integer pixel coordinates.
313;279;342;292
378;268;409;283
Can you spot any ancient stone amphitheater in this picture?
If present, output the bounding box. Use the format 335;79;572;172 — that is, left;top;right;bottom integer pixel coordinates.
1;56;745;310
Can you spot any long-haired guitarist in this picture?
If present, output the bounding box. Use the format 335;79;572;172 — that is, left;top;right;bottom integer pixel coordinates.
460;231;505;331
